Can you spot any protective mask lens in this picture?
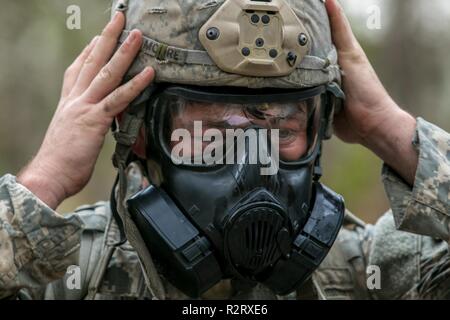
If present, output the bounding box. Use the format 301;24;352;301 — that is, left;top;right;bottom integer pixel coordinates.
153;87;323;165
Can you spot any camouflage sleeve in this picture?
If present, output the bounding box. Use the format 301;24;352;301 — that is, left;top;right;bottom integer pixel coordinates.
367;118;450;299
0;174;83;299
382;117;450;241
366;211;450;299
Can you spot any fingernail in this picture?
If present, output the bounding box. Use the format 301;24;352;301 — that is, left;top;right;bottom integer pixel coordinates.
126;31;137;44
91;36;99;45
113;11;121;21
86;36;98;49
142;67;153;76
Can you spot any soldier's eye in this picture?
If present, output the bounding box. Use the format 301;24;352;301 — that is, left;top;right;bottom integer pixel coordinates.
278;129;296;143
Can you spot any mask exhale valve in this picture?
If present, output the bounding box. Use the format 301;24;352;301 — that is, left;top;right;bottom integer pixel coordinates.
128;182;344;297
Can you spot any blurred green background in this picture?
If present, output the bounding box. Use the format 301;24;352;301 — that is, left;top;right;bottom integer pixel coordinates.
0;0;449;223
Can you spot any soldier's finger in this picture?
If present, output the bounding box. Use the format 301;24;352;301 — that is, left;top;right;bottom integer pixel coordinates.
61;36;99;99
83;29;143;102
325;0;359;52
98;67;155;118
72;12;126;98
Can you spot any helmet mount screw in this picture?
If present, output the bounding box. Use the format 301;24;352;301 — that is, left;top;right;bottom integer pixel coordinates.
242;47;251;56
116;3;126;11
255;38;265;47
287;51;297;66
251;14;260;23
261;15;270;24
269;49;278;58
206;27;220;40
298;33;308;46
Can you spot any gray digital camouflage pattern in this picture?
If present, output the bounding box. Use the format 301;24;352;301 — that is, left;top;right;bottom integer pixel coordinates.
114;0;341;89
0;117;449;300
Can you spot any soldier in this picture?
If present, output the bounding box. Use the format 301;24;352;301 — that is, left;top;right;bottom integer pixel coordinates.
0;0;449;300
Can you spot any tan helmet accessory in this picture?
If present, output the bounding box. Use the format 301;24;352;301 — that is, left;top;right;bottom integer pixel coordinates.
199;0;311;77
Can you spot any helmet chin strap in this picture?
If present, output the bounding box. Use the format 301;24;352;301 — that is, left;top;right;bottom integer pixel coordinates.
111;85;166;300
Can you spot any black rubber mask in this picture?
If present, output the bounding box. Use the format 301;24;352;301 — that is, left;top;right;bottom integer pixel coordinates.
126;85;345;297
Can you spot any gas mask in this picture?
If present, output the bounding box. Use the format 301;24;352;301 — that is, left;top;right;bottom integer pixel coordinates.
124;84;345;298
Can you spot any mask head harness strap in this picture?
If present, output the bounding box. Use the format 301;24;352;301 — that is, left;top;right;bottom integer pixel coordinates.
312;82;346;181
111;85;166;300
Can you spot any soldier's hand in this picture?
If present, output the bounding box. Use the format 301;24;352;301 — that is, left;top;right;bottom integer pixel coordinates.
17;12;154;209
326;0;418;185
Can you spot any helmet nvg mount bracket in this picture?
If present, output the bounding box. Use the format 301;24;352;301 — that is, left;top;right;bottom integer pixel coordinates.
199;0;311;77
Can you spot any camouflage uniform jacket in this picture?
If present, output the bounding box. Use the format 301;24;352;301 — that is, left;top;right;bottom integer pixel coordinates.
0;118;449;300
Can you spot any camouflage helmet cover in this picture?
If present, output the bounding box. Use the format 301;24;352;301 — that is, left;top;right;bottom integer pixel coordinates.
112;0;341;89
